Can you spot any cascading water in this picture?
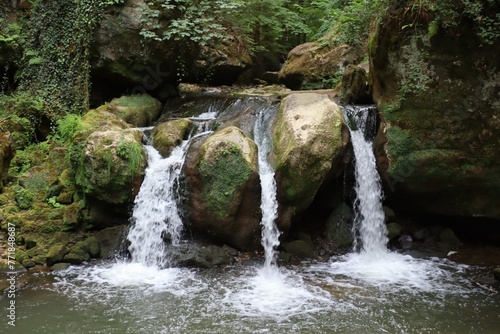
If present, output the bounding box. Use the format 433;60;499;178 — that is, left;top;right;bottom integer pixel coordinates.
126;137;192;268
253;105;281;269
343;105;388;256
127;125;213;268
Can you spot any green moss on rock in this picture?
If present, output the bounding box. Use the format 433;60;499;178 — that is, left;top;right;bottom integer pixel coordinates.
152;118;193;157
107;94;162;127
199;127;256;217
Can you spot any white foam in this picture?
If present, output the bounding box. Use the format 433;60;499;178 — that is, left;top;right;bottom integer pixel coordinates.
55;262;203;296
222;266;336;319
190;111;218;121
309;252;470;294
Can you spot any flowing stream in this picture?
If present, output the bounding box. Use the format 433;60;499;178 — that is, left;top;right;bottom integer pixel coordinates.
253;105;280;269
127;138;192;268
1;98;499;334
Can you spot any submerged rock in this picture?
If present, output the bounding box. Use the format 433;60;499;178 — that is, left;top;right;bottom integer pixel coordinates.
185;126;261;250
173;244;234;268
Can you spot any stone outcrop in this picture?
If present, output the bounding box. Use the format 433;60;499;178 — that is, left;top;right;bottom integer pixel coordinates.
279;41;364;90
68;105;146;206
152;118;193;158
184;126;261;250
91;0;251;100
271;93;346;230
370;0;500;219
107;94;162;127
340;64;370;104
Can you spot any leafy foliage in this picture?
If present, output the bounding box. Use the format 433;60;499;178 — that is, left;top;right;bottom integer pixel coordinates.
17;0;101;117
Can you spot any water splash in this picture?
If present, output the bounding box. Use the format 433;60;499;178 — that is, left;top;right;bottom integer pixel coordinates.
253;105;281;269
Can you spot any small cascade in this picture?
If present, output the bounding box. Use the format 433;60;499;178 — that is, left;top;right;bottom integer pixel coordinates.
342;105;388;256
127;128;211;268
253;105;281;269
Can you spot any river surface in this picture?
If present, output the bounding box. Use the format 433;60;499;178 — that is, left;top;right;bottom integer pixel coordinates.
1;256;499;334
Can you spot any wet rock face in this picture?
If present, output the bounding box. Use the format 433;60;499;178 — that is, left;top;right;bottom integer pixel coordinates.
184;126;261;250
370;1;500;219
152;118;193;158
271;93;346;229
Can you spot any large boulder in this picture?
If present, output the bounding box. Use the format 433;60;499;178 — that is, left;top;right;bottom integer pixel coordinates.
91;0;252;100
187;41;252;86
370;0;500;219
184;126;261;250
91;0;176;94
271;93;346;229
279;41;364;90
69;107;146;206
107;94;162;127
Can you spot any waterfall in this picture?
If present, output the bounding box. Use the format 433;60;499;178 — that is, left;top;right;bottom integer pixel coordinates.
254;105;281;269
127;129;211;268
343;105;388;256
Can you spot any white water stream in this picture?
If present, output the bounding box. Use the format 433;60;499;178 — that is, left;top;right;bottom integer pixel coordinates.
127;111;217;268
345;105;388;256
254;105;281;270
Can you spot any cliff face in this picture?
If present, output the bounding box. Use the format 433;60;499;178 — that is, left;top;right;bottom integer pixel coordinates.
370;0;500;219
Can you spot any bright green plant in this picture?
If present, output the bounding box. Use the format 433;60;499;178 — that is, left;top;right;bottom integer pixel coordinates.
56;114;83;142
47;196;65;208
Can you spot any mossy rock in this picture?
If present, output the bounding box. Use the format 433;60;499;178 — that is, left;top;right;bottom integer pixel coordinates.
340;64;370;104
46;243;68;266
73;106;131;142
198;127;258;218
63;250;90;264
271;93;345;213
0;132;14;189
282;240;315;259
387;222;403;241
107;94;162;127
185;126;262;250
94;225;127;258
74;236;100;258
326;202;354;251
279;41;364;90
72;128;146;204
0;259;25;272
152;118;193;157
371;1;500;219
